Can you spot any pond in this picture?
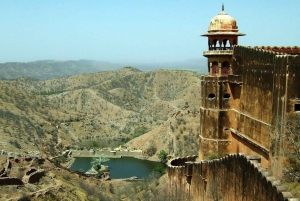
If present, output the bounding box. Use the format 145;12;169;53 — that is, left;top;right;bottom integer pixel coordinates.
70;157;166;179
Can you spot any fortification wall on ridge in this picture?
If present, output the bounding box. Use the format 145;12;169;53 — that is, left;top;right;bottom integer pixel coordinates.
229;46;300;173
167;154;299;201
196;46;300;200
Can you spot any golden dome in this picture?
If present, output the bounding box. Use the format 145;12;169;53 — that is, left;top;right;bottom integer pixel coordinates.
208;11;238;33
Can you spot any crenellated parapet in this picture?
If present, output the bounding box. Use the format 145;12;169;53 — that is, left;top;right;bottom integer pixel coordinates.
232;45;300;74
167;154;299;201
254;46;300;55
232;45;278;75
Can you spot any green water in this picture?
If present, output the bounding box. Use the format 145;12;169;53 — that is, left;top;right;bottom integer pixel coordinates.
70;157;165;179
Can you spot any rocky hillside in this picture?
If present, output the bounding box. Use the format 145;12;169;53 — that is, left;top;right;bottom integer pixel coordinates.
0;67;201;159
0;78;76;156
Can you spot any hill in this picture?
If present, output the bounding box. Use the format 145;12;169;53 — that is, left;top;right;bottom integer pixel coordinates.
0;67;201;159
0;59;207;81
0;67;202;200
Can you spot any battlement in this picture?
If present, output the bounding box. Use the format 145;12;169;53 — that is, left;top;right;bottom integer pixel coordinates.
254;46;300;55
233;45;278;68
168;154;299;201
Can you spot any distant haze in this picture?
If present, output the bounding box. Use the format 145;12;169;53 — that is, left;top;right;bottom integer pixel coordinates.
0;58;207;80
121;58;207;73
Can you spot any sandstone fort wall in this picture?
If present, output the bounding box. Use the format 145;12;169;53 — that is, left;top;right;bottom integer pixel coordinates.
186;46;300;200
199;46;300;170
168;154;299;201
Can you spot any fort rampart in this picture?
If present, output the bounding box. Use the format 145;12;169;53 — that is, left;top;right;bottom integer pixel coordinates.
199;45;300;173
197;8;300;200
168;154;299;201
231;46;300;172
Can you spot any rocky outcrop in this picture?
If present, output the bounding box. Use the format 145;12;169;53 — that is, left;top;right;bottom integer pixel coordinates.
23;169;45;184
0;156;47;185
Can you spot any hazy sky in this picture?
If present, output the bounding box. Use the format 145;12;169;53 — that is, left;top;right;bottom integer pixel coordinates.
0;0;299;63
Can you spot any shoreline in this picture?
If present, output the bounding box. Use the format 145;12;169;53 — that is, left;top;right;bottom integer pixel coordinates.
71;150;145;159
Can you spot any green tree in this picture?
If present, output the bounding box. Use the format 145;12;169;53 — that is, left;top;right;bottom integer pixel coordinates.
153;164;166;175
91;155;109;172
158;149;168;164
92;140;100;148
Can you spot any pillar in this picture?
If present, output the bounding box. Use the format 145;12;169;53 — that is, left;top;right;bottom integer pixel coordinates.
218;62;222;76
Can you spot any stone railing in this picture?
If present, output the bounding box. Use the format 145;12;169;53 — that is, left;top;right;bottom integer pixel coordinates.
203;50;233;56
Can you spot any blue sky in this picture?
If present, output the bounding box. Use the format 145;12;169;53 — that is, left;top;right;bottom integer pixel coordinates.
0;0;299;64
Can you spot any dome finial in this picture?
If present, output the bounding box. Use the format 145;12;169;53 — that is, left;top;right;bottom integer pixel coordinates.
222;3;224;11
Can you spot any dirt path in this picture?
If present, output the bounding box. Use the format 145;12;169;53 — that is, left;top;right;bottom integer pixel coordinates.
61;123;78;141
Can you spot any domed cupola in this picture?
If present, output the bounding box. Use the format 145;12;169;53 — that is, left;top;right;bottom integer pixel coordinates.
203;4;245;36
201;4;245;77
208;9;238;33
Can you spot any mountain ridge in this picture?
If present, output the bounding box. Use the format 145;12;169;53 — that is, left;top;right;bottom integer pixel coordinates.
0;59;207;80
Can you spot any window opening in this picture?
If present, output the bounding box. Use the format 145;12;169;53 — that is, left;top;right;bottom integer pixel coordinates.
208;93;216;99
295;104;300;112
223;93;230;99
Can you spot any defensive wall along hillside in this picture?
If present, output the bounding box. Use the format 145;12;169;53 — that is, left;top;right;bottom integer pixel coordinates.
229;46;300;172
167;154;299;201
199;45;300;173
189;46;300;200
193;6;300;201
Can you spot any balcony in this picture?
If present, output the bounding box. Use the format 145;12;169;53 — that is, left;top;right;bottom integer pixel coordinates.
203;50;233;56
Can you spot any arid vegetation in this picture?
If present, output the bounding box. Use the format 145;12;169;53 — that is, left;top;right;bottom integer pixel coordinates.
272;114;300;197
0;67;201;200
0;67;201;158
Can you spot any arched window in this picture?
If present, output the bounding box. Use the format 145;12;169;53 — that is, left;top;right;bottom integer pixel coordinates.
212;39;220;50
223;39;230;50
221;61;230;76
212;61;218;75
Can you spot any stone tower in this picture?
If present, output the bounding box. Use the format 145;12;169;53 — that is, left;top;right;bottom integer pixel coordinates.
199;5;245;160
